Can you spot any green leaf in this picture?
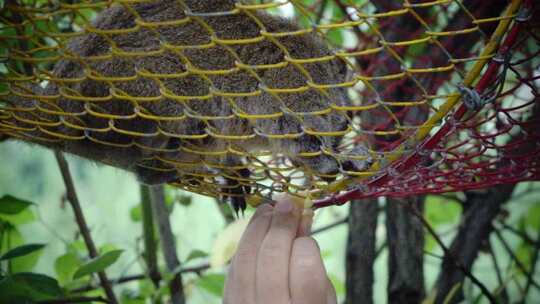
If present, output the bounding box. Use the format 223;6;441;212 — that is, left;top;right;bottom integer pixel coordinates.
0;272;64;302
425;234;438;252
178;195;192;206
68;240;88;254
408;43;428;57
120;290;146;304
0;225;42;273
425;195;462;225
0;243;45;261
328;29;343;46
138;279;157;298
54;252;83;285
196;273;225;297
0;195;34;215
515;241;533;275
73;250;123;279
99;243;119;255
0;82;8;94
130;205;142;222
330;2;345;19
185;249;208;263
0;207;36;225
524;202;540;230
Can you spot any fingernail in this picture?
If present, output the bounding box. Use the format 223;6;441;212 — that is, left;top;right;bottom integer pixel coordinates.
303;209;314;219
257;203;273;213
273;193;304;210
275;199;294;214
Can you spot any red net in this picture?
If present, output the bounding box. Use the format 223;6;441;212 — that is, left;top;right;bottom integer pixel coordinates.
315;0;540;207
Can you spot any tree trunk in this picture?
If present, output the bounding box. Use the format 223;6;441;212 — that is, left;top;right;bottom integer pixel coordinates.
346;198;379;304
386;197;425;304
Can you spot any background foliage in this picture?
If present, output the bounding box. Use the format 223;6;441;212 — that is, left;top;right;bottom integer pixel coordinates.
1;141;540;303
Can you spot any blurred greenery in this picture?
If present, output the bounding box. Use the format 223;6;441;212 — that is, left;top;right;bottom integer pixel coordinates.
0;142;351;303
1;141;539;303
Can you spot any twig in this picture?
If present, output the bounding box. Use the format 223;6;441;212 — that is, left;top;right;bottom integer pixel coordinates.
54;152;118;304
493;229;540;292
374;241;387;260
37;296;109;304
140;185;160;287
423;250;444;260
488;240;509;302
315;0;328;24
310;217;348;235
498;221;536;245
149;185;185;304
408;202;497;304
523;223;540;299
73;263;210;293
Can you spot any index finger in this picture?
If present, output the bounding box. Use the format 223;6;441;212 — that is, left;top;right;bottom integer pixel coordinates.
224;203;274;304
256;198;301;304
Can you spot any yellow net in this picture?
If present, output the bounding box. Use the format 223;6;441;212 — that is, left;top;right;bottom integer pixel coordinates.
1;0;538;210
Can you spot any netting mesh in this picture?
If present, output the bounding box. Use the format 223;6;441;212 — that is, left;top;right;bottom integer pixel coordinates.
0;0;538;209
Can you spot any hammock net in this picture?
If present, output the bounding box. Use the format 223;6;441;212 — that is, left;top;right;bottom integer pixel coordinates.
0;0;538;208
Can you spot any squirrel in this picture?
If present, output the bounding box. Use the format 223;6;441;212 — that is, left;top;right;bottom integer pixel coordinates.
3;0;367;211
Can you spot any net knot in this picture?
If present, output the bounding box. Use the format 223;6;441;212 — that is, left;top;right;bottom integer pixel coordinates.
516;4;533;23
457;84;495;111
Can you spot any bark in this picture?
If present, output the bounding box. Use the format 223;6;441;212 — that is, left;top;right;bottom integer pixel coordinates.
346;1;508;302
149;186;185;304
54;152;118;304
386;197;425;304
345;198;379;304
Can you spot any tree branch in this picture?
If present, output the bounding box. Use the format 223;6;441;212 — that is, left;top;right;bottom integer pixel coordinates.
498;221;536;245
37;296;109;304
54;151;118;304
149;185;185;304
522;223;540;300
72;263;210;293
488;240;509;302
493;229;540;292
311;217;348;235
409;196;501;304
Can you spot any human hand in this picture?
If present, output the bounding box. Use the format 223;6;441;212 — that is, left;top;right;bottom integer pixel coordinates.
223;197;337;304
